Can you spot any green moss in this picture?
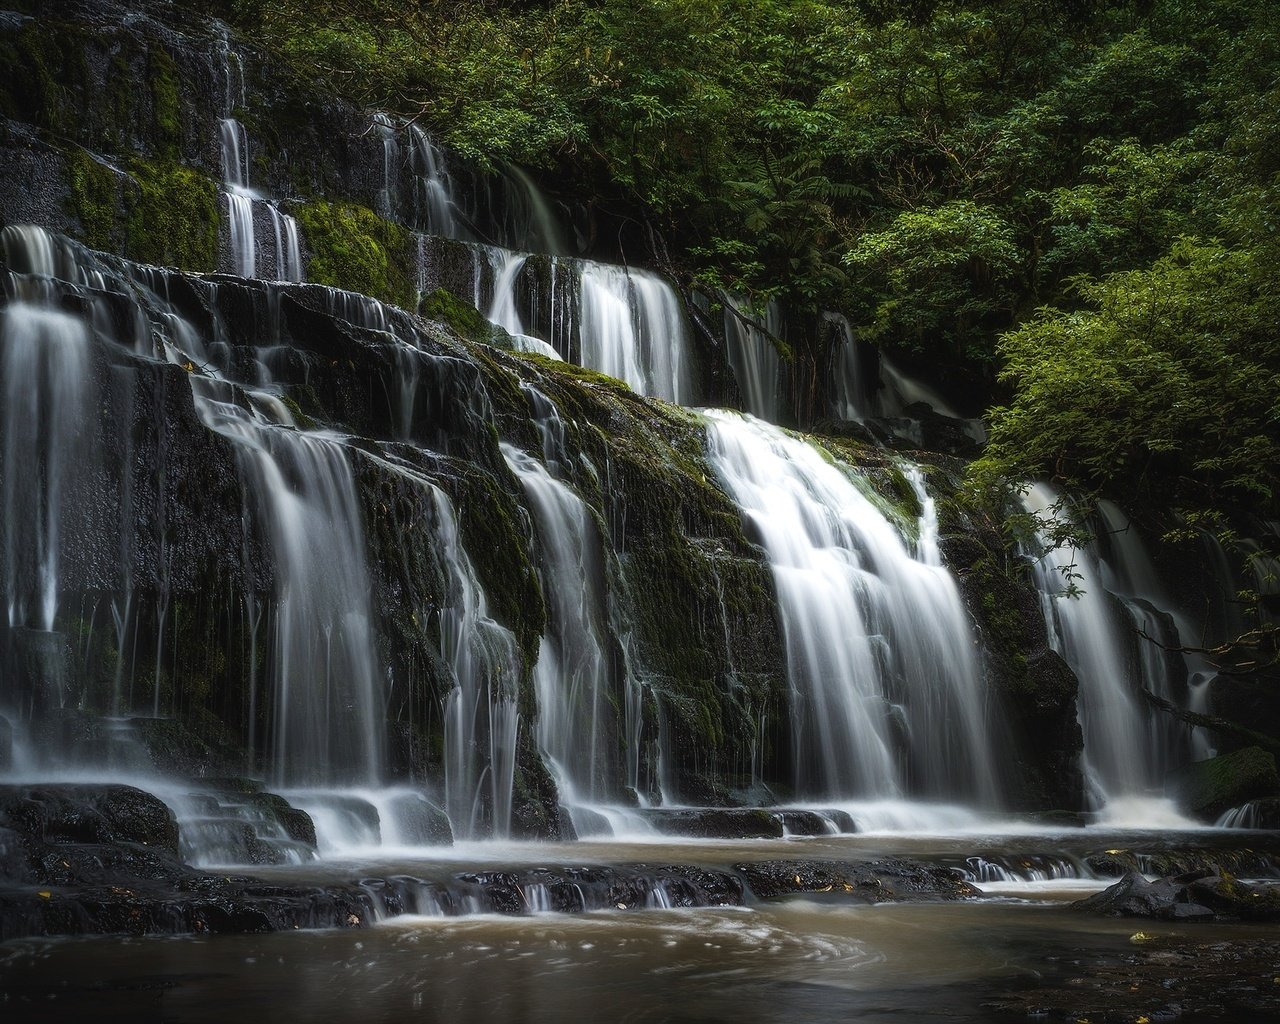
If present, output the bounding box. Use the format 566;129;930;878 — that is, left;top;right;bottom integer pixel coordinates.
65;148;117;251
103;51;135;150
123;159;219;271
0;22;80;132
450;465;545;671
294;201;415;309
420;287;505;345
148;45;182;160
278;393;314;430
1170;746;1280;820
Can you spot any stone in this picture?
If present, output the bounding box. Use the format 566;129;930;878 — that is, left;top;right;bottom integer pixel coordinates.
1168;747;1280;822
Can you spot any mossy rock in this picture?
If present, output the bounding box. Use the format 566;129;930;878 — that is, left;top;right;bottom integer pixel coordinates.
1169;746;1280;821
294;201;415;309
65;147;117;251
420;287;515;348
123;159;219;271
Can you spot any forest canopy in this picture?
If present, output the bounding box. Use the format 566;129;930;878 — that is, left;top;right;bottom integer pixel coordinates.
212;0;1280;533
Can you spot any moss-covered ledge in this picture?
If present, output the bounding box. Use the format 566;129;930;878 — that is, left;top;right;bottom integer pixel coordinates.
294;200;416;309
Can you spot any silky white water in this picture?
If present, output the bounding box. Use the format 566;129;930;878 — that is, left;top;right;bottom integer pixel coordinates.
704;410;1000;803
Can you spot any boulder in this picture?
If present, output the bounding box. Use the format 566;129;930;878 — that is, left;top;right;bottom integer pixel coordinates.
1168;746;1280;821
1074;869;1280;922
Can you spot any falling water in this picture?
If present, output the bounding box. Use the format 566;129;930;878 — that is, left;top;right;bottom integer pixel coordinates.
159;294;384;786
217;51;303;282
1020;483;1194;807
502;442;615;811
722;294;783;422
428;485;522;839
1;303;90;633
825;311;873;423
409;126;465;239
704;410;1000;803
577;265;695;404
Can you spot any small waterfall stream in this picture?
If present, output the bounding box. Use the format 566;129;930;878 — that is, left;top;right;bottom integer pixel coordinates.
722;294;783;422
1021;483;1203;812
216;40;303;282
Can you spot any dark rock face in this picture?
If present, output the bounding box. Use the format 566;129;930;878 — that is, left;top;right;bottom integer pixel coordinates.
941;510;1086;812
1074;869;1280;923
0;784;180;857
640;808;786;840
736;859;980;902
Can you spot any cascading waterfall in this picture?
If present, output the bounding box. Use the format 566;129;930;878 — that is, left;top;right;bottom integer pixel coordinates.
148;293;385;788
502;441;615;816
1;298;90;634
430;486;522;840
217;47;303;282
1095;500;1210;766
723;294;783;423
826;311;873;423
577;264;695;404
409;126;464;239
1020;483;1200;809
704;410;1001;804
404;124;696;401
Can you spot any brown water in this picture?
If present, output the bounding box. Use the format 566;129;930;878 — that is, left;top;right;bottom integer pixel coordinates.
1;830;1275;1023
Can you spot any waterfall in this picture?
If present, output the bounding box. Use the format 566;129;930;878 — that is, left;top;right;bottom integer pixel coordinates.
462;247;695;400
429;485;522;840
577;264;695;404
722;294;783;422
1;305;90;633
1095;500;1211;765
0;228;95;635
373;112;400;219
825;311;873;423
405;124;567;254
158;301;385;787
483;246;532;336
409;126;465;239
704;410;1000;803
216;49;303;282
1020;483;1203;808
502;441;615;813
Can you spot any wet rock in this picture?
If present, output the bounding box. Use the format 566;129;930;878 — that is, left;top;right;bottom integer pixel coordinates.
247;793;318;847
737;858;979;902
1084;847;1280;880
1074;870;1280;922
0;784;180;857
1168;746;1280;822
449;864;744;914
774;809;840;836
639;808;784;839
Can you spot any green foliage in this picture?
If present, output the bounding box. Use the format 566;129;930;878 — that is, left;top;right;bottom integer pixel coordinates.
845;200;1020;360
180;0;1280;535
294;201;415;308
975;240;1280;525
